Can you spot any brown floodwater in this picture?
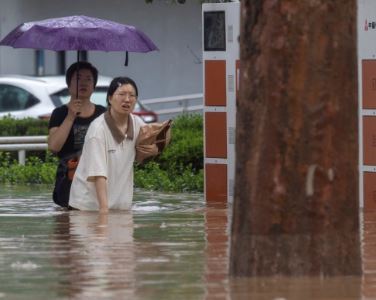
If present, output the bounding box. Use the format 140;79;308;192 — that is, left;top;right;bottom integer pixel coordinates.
0;184;374;299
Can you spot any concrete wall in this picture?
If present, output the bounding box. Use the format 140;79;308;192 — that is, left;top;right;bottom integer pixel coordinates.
0;0;203;99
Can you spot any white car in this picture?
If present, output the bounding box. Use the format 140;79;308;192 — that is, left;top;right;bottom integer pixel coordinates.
0;75;158;122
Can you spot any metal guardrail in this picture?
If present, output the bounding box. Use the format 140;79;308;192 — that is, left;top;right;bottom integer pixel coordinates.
141;93;203;118
0;136;47;165
142;93;203;105
0;136;47;144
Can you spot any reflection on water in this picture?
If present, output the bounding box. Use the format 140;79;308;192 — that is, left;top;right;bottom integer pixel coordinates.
362;211;376;299
204;203;230;299
0;184;376;299
229;276;362;300
53;212;135;299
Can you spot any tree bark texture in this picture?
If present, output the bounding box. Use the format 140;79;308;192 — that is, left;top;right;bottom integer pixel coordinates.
230;0;361;276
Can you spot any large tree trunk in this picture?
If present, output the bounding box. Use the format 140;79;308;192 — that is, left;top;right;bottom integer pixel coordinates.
230;0;361;276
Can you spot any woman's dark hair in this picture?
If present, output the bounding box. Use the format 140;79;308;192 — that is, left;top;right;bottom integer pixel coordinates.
65;62;98;87
106;77;138;106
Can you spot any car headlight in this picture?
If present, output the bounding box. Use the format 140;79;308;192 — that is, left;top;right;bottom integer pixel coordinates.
141;115;157;123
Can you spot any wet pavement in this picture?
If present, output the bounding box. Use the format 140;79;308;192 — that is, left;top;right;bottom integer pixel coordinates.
0;184;374;299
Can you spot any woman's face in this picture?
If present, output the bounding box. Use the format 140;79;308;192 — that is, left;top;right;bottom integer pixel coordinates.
109;84;137;116
68;69;95;100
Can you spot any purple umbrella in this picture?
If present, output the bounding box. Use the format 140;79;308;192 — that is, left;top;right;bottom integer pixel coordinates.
0;15;158;101
0;15;158;53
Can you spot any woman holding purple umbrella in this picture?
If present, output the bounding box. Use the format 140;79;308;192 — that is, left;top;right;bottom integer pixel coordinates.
48;62;106;208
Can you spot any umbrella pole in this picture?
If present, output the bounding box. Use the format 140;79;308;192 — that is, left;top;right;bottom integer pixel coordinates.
76;51;79;99
76;51;80;116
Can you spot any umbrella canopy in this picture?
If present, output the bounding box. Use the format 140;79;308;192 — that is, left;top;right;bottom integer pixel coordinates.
0;15;158;52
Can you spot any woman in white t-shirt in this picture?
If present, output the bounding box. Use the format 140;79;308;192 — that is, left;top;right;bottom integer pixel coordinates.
69;77;145;212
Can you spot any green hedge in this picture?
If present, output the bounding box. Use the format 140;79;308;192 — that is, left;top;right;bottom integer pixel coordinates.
0;116;50;161
0;114;203;192
0;115;49;136
0;152;57;184
135;114;203;192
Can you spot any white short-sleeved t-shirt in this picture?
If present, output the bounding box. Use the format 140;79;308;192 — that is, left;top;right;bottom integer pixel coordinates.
69;113;144;211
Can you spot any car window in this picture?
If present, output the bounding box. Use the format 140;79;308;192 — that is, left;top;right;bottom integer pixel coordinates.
0;84;40;112
51;87;108;107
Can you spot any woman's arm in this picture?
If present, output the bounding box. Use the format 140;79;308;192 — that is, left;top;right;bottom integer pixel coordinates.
94;176;108;213
48;116;75;153
48;100;81;153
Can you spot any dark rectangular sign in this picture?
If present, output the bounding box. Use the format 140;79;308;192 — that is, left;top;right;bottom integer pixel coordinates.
204;11;226;51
